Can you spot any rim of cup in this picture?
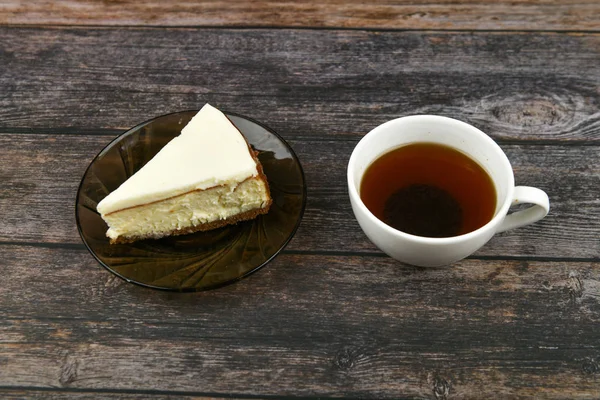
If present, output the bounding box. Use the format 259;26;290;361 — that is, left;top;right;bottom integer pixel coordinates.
347;115;515;244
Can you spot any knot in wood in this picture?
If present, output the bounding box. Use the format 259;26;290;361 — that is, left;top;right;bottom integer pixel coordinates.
582;358;599;375
432;376;450;400
333;347;359;371
490;95;568;128
405;11;427;19
567;272;584;303
59;353;79;386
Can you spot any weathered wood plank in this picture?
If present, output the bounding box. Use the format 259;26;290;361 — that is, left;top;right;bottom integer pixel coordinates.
1;0;599;31
0;390;218;399
1;244;599;398
0;133;598;258
0;27;599;141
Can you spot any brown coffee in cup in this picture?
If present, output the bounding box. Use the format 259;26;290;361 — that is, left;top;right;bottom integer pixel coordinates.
360;142;496;238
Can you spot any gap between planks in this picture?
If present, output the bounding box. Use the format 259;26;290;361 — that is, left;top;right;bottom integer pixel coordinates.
1;24;600;34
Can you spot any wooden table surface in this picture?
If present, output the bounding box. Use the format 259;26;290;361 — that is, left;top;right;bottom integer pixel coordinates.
1;1;599;399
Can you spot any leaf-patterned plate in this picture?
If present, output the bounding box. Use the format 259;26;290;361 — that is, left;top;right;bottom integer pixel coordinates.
76;111;306;291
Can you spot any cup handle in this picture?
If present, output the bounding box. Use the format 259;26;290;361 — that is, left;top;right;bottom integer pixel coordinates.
496;186;550;233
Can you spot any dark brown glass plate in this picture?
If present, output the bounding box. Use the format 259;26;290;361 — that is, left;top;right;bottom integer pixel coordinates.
76;111;306;292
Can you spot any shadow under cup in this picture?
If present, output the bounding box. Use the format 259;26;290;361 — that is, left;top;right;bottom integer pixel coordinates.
347;115;516;267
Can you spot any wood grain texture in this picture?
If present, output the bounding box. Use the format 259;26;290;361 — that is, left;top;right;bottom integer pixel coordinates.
0;390;221;400
0;27;599;141
1;243;600;398
1;8;599;399
1;0;599;31
0;133;598;258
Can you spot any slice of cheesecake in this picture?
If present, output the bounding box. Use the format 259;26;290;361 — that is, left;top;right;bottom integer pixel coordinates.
96;104;272;244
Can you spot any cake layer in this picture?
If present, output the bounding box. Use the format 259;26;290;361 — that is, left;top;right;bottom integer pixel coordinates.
97;104;259;215
104;177;271;244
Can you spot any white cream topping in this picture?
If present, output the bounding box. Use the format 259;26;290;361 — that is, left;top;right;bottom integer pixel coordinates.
97;104;258;215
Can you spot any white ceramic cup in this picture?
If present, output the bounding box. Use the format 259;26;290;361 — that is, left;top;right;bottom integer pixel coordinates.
347;115;550;267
